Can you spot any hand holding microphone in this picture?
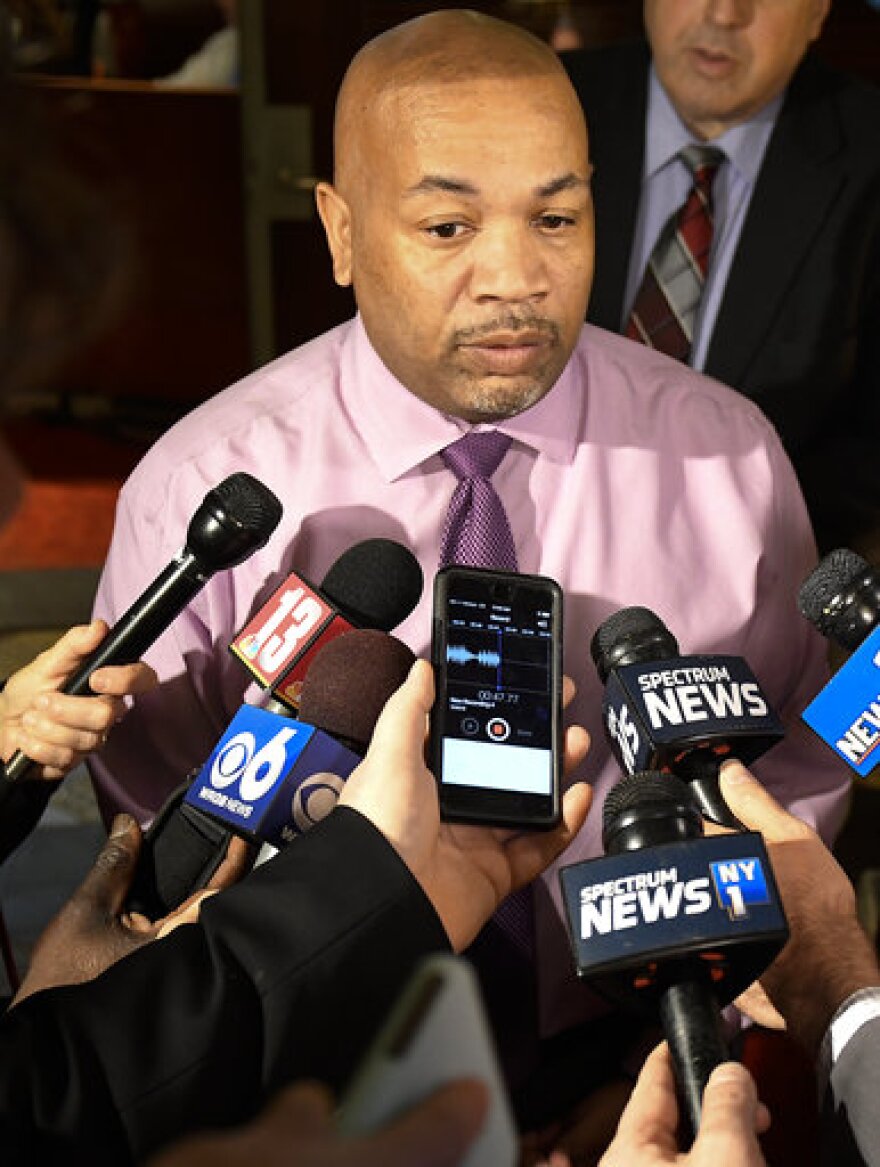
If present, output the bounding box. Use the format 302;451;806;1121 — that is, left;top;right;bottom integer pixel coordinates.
0;620;157;781
559;769;788;1141
11;812;251;1004
3;472;283;788
127;627;421;919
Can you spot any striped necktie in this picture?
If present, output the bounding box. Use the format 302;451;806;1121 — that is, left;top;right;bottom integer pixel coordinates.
626;144;724;363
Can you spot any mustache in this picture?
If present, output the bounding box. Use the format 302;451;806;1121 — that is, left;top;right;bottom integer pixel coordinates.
452;313;560;345
684;32;743;56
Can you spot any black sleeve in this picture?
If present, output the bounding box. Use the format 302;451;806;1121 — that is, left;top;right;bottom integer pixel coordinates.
0;807;451;1165
0;778;60;864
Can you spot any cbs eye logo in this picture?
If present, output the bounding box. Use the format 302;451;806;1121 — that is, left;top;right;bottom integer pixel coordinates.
210;725;298;802
291;772;344;833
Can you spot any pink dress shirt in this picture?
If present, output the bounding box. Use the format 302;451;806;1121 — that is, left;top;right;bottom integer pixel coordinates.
92;315;848;1036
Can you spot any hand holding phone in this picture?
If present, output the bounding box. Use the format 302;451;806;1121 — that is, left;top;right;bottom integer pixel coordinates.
430;566;563;829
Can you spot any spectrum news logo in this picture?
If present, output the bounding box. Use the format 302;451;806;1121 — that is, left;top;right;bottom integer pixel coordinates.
578;856;770;939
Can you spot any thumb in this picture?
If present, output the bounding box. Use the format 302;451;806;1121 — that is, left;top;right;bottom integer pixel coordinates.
695;1062;768;1155
36;620;108;685
365;659;435;764
718;761;808;843
72;814;142;915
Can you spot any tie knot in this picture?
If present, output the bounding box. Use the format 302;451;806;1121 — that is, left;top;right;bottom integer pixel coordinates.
442;429;512;482
680;143;724;191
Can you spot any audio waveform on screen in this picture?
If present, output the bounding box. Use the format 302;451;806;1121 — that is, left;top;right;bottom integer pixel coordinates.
447;645;502;668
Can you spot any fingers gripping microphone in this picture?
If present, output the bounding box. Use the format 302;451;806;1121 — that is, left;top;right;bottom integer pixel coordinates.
559;771;788;1141
128;630;416;918
590;607;784;828
799;549;880;776
3;473;283;788
230;538;423;712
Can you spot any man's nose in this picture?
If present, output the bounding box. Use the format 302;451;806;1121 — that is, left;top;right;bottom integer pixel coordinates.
468;224;550;303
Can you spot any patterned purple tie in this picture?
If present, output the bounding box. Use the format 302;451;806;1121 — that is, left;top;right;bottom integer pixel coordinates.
439;430;519;572
439;429;534;957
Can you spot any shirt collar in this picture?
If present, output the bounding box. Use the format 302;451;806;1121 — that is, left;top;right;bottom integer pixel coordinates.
645;65;784;186
343;314;584;482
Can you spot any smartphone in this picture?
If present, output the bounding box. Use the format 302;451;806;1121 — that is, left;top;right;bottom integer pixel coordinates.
337;954;517;1167
431;565;563;829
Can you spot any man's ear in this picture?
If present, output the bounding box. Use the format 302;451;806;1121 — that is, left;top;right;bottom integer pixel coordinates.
810;0;832;41
315;182;353;287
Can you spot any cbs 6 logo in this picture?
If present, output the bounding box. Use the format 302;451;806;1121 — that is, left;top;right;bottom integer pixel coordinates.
210;726;298;802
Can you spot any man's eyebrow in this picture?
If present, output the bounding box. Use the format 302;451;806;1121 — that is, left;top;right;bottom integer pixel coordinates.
402;171;593;200
537;171;593;197
403;175;480;198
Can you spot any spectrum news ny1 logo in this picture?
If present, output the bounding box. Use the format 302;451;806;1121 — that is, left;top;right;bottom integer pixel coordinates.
802;625;880;778
184;705;359;846
576;853;772;941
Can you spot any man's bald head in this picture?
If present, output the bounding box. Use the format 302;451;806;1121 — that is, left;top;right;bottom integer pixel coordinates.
334;9;574;192
315;9;592;423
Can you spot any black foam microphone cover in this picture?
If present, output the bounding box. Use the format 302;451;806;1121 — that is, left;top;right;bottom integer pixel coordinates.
320;538;424;631
798;548;880;652
590;606;679;684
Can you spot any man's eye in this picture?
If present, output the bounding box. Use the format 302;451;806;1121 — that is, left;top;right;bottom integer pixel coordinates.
536;214;575;231
425;222;469;240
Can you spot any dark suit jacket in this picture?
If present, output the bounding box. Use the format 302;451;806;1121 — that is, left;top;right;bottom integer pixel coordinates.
0;807;449;1165
563;43;880;554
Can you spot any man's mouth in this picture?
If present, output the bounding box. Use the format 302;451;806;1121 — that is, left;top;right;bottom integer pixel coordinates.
458;332;550;374
688;45;739;76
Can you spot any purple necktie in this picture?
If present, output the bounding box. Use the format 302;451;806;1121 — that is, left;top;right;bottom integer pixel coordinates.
439;430;519;572
439;429;533;957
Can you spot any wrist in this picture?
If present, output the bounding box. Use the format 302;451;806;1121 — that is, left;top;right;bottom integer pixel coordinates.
770;918;880;1055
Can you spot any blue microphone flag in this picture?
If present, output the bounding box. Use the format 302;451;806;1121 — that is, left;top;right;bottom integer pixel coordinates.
184;704;360;847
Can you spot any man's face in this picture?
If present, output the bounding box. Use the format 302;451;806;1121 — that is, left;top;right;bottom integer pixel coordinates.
319;75;593;422
644;0;830;139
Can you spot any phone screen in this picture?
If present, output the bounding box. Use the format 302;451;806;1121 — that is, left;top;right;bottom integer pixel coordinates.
432;567;562;828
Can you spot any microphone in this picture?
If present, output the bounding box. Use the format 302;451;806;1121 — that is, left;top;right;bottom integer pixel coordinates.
127;629;416;918
559;770;788;1140
799;549;880;777
2;473;282;790
230;538;423;711
590;606;784;828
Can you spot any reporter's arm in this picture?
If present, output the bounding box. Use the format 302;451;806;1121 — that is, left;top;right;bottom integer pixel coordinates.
719;761;880;1057
0;804;451;1166
720;761;880;1167
0;662;589;1164
11;815;251;1004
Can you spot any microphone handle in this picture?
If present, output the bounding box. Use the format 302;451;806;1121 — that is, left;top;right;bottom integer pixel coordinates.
659;968;729;1142
125;782;238;919
63;551;205;694
3;551;205;786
